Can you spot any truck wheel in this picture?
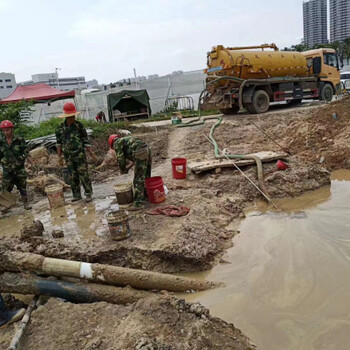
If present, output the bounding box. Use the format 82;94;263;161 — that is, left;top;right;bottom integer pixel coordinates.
245;103;255;114
320;84;333;102
251;90;270;114
219;106;239;115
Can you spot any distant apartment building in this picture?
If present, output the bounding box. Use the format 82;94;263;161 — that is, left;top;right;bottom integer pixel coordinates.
330;0;350;43
20;73;87;91
0;72;16;99
303;0;328;48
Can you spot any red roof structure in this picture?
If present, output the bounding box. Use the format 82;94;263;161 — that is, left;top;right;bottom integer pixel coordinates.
0;83;75;104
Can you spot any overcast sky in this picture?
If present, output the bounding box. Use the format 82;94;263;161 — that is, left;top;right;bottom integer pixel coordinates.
0;0;304;84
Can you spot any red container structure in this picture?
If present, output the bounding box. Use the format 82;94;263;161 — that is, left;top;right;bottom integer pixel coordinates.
277;160;288;171
145;176;166;203
171;158;187;179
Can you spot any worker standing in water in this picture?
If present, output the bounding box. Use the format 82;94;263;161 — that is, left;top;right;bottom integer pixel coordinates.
55;102;96;202
108;134;151;209
0;120;33;210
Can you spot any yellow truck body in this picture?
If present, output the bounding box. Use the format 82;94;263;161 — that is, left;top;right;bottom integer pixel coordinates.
202;44;341;114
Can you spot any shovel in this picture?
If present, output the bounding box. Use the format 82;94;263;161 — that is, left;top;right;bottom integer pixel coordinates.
0;191;16;209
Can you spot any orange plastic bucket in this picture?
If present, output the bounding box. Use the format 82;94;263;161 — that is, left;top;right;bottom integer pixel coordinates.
145;176;166;204
171;158;187;179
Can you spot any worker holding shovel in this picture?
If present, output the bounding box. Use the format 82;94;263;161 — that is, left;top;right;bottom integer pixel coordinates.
108;134;152;210
0;120;33;210
55;103;96;203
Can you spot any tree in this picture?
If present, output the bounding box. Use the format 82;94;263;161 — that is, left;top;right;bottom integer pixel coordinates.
283;40;307;52
0;100;34;126
338;38;350;62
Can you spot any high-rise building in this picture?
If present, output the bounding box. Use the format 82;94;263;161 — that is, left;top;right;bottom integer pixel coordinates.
330;0;350;43
303;0;328;48
0;72;16;99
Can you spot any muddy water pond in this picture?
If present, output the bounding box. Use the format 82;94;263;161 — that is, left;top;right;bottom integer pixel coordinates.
185;170;350;350
0;196;117;239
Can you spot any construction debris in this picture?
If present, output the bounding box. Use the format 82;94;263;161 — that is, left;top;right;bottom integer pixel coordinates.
188;151;288;173
20;221;44;240
8;295;39;350
27;174;70;192
29;146;49;165
26;129;93;151
51;229;64;239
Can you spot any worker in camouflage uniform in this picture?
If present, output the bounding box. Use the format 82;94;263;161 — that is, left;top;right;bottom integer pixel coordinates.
0;120;33;210
55;102;96;202
108;134;152;209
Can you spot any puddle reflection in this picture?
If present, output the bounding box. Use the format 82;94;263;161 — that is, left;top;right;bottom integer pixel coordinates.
0;197;115;239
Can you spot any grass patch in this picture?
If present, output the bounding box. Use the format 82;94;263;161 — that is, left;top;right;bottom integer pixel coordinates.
16;109;221;140
17;118;131;140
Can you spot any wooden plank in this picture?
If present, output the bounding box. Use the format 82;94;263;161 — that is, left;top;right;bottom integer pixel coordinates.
114;112;150;122
188;151;288;174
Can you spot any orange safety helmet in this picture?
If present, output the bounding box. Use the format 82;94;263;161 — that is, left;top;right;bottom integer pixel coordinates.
58;102;81;118
108;134;121;149
0;120;14;129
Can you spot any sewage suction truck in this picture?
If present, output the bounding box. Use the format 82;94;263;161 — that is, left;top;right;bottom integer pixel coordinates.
201;44;341;114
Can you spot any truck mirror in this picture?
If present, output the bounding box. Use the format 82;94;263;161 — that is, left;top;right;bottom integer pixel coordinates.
313;57;322;75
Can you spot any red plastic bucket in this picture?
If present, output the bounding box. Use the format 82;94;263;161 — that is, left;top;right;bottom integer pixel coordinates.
171;158;187;179
145;176;166;204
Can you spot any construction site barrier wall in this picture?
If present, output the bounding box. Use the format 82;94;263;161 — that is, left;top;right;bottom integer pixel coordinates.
27;70;206;124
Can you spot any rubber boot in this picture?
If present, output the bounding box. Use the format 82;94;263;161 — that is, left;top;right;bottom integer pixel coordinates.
71;196;82;203
0;308;26;328
128;201;144;211
22;195;32;210
0;295;25;328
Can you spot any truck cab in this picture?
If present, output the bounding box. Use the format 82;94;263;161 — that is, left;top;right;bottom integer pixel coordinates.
303;48;341;99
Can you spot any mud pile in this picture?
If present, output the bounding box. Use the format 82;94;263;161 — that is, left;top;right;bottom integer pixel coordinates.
182;108;331;200
2;296;256;350
0;182;239;273
283;96;350;169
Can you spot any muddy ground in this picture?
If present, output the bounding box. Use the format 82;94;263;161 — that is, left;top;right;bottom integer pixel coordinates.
0;295;256;350
1;98;350;349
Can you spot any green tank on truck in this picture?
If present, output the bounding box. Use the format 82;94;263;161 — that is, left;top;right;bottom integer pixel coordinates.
201;44;341;114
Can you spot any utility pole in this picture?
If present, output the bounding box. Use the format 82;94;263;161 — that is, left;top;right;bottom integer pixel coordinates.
55;68;61;90
133;68;139;89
